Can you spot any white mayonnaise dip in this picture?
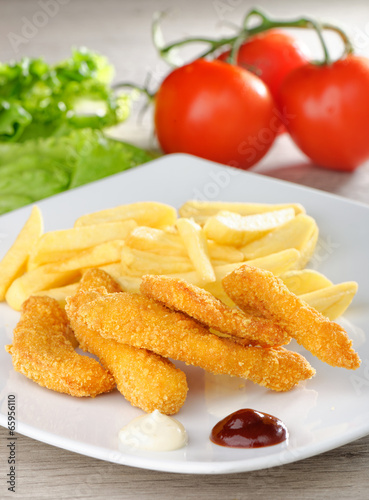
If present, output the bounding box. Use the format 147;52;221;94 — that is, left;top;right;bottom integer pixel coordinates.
118;410;188;452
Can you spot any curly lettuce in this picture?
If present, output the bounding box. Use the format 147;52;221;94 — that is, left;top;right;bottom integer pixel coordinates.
0;48;130;142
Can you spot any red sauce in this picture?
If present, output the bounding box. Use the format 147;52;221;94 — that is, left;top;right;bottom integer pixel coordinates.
210;408;288;448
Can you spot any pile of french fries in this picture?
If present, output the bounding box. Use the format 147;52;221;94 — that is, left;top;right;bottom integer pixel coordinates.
0;200;357;320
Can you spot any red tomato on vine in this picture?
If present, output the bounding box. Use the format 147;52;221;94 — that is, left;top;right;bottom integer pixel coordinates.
154;58;279;169
279;55;369;171
217;29;309;106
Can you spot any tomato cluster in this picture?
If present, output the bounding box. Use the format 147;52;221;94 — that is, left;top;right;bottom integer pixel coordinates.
153;16;369;172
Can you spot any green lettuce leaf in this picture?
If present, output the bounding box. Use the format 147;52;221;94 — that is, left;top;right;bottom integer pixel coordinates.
0;129;153;215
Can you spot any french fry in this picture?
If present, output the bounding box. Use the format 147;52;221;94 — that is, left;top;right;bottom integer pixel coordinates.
163;263;246;288
299;282;358;320
126;226;185;255
5;266;80;311
121;247;194;276
28;249;80;271
176;218;216;283
203;208;295;246
46;240;125;273
208;249;301;283
36;283;79;307
160;249;301;296
126;226;243;263
0;206;43;300
114;275;141;293
74;201;177;228
210;250;301;305
241;214;317;260
99;263;142;293
296;223;319;269
208;242;244;263
28;236;129;272
179;200;305;225
246;248;301;276
211;260;238;267
280;269;332;295
29;220;136;268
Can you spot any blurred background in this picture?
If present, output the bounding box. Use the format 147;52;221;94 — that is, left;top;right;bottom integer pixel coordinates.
1;0;369;200
2;0;369;79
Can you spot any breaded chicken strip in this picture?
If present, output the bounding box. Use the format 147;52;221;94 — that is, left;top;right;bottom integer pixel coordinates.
222;265;361;370
68;289;315;392
79;268;124;294
66;269;188;414
140;275;290;347
5;296;115;397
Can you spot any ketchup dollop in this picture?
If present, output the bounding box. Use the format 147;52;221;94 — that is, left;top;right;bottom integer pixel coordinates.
210;408;288;448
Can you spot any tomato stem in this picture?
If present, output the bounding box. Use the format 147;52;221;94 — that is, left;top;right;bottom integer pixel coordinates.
153;8;354;66
227;31;247;65
113;82;155;102
321;22;354;57
307;20;331;65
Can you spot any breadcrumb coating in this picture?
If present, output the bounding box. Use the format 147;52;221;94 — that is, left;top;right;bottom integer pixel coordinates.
69;288;315;392
5;295;115;397
140;275;290;347
66;269;188;414
222;264;361;370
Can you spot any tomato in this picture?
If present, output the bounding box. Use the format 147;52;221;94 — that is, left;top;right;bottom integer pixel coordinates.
154;58;278;169
279;56;369;171
217;30;309;106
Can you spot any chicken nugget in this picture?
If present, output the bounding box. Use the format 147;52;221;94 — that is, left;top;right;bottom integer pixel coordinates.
5;296;115;397
66;269;188;414
140;275;290;347
68;289;315;392
222;264;361;369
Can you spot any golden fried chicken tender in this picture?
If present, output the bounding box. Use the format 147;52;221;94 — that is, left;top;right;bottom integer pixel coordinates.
222;264;361;370
5;296;115;397
66;269;188;414
80;268;124;293
140;275;290;347
68;288;315;392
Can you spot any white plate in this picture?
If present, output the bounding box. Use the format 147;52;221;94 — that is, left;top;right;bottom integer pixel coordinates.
0;154;368;474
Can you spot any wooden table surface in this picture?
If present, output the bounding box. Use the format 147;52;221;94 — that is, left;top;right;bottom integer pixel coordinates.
1;1;369;498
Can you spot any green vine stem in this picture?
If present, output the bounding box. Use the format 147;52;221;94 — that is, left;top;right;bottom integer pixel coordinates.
112;82;155;101
154;7;354;67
